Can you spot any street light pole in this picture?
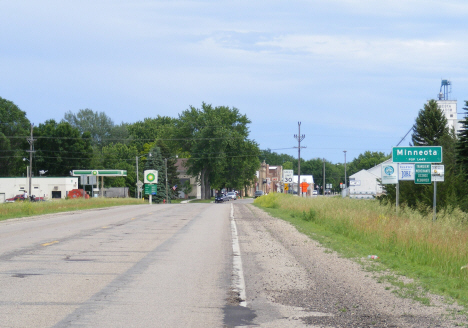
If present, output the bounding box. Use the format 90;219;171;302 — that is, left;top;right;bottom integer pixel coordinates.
136;153;151;199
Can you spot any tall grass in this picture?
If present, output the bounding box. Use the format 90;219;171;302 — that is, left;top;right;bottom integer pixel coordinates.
0;198;145;221
255;193;468;304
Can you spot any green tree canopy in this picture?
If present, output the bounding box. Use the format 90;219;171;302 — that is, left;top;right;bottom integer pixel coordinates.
456;101;468;177
34;120;93;176
0;97;30;176
64;109;128;147
347;151;390;176
175;103;259;199
412;99;448;146
127;116;177;153
259;149;295;165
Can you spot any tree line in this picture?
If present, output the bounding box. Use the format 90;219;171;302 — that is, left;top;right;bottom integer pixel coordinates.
3;94;468;211
0;98;260;201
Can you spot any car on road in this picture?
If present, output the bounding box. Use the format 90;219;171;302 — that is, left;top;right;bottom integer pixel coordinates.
226;191;237;200
254;190;264;198
312;190;318;195
215;194;224;203
325;189;331;195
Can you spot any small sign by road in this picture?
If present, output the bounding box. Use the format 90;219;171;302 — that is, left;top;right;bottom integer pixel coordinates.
431;165;445;182
415;164;431;184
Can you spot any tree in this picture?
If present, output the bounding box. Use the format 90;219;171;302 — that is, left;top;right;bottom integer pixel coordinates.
412;99;448;146
0;97;31;177
347;151;390;177
456;101;468;177
141;139;180;200
176;103;259;199
34;120;93;176
259;149;295;165
64;109;127;147
100;143;139;196
127;116;178;153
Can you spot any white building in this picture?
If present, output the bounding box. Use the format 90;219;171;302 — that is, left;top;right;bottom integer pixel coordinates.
348;159;391;199
0;177;79;203
436;99;462;134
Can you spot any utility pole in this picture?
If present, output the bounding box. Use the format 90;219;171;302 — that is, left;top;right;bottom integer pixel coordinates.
294;122;305;196
165;158;168;204
323;158;326;195
27;124;36;200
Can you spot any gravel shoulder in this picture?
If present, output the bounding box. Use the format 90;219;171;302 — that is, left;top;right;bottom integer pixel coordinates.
233;202;467;327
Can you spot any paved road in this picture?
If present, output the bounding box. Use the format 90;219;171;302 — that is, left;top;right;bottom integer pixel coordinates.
0;203;235;327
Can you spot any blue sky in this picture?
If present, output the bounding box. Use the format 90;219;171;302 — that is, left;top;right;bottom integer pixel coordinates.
1;0;467;163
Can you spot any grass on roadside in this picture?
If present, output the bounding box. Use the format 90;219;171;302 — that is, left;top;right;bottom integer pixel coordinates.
0;198;145;221
254;193;468;309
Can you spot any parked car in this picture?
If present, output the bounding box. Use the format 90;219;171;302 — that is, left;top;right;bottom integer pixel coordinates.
227;191;237;200
312;190;318;195
254;190;264;198
5;194;26;203
325;189;331;195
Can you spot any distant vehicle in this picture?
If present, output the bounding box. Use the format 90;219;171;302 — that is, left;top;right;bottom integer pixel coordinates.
5;194;45;202
325;189;331;195
227;191;237;200
312;190;318;195
254;190;264;198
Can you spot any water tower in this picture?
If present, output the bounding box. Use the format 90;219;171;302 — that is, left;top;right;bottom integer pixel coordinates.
438;79;451;100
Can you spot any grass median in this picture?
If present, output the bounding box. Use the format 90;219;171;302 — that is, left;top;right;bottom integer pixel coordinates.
254;193;468;308
0;198;145;221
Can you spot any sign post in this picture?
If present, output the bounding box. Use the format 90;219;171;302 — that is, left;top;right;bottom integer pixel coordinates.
144;170;158;204
283;170;293;194
431;165;444;222
392;147;444;221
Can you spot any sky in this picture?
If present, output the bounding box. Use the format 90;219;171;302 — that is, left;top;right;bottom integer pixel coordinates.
1;0;467;164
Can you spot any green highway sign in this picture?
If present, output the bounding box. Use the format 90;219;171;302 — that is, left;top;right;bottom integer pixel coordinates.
415;164;431;184
392;146;442;163
144;184;157;195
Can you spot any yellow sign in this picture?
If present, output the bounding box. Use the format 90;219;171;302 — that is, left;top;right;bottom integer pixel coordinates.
284;183;289;190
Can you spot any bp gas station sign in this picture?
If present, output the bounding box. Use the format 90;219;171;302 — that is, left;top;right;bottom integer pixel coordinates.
144;170;158;184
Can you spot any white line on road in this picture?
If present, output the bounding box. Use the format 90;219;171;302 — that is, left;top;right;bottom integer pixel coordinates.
230;203;247;307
